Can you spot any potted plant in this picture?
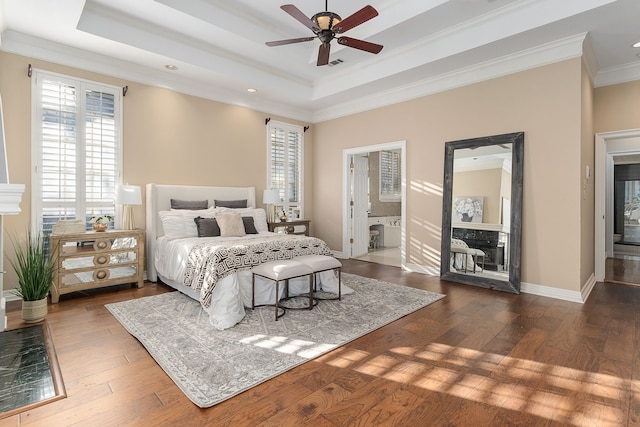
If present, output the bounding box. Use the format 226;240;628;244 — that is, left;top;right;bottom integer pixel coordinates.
90;214;113;232
9;230;57;323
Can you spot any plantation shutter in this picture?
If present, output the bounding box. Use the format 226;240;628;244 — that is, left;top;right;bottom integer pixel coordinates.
380;149;401;201
40;78;78;225
268;121;303;219
34;71;122;234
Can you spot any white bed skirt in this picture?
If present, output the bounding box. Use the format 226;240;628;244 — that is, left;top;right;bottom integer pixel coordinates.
158;269;350;330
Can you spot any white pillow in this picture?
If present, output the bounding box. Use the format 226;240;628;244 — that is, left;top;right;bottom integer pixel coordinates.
251;208;269;233
159;207;218;239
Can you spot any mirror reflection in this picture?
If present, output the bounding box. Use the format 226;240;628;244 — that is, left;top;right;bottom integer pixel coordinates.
451;144;511;281
440;132;523;294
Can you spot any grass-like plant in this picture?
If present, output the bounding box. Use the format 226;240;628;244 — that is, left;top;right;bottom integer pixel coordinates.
9;231;57;301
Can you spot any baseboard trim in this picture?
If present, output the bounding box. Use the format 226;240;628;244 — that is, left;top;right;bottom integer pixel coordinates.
403;263;588;304
580;273;597;303
3;290;20;302
518;281;585;303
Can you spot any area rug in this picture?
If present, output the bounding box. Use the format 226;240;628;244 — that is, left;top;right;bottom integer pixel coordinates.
105;273;445;408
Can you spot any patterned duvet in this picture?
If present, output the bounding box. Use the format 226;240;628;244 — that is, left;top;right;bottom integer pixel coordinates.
183;235;332;308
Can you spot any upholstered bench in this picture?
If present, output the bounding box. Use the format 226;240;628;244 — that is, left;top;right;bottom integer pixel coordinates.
251;260;314;321
294;254;342;300
451;238;485;273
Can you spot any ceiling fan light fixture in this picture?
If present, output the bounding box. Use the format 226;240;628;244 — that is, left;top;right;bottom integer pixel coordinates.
312;11;341;31
266;3;382;66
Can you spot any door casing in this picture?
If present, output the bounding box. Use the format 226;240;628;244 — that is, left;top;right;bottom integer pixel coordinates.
342;141;406;266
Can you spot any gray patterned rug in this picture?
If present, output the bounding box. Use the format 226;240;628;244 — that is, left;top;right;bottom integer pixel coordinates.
105;273;445;408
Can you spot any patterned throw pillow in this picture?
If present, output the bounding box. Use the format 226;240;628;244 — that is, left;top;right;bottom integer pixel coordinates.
216;212;246;237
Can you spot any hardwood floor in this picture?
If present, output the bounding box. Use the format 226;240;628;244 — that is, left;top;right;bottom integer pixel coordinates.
3;259;640;426
606;257;640;286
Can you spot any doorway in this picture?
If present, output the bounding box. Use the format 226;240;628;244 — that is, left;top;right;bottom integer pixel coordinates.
595;129;640;285
342;141;406;268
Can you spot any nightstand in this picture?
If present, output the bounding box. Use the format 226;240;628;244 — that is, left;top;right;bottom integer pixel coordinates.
268;219;310;236
50;229;145;303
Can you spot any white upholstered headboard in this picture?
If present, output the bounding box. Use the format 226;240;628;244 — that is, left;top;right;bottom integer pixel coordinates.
145;183;256;281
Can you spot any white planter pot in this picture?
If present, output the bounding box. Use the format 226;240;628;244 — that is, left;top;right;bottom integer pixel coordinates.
22;298;48;323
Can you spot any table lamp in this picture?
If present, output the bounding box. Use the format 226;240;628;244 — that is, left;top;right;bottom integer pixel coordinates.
262;189;280;223
116;184;142;230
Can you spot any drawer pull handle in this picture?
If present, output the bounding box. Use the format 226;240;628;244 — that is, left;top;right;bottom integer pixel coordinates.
94;239;111;251
93;269;110;281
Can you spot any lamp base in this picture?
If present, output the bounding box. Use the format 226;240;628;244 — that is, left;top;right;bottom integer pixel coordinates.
122;205;135;230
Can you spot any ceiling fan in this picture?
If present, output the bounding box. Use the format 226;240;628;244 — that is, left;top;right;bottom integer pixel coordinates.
265;2;383;66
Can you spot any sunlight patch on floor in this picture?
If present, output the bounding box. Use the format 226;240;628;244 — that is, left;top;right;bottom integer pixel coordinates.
318;342;632;425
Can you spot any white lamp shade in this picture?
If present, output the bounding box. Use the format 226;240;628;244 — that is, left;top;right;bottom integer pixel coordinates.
263;189;280;205
116;185;142;205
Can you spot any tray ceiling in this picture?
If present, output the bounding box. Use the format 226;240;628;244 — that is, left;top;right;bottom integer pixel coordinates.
1;0;639;122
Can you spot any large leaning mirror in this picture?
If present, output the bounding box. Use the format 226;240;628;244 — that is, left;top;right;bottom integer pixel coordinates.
440;132;524;293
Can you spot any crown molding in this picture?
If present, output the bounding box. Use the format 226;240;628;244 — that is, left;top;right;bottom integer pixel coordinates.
5;27;637;125
0;30;314;122
581;33;599;84
594;61;640;88
312;33;588;123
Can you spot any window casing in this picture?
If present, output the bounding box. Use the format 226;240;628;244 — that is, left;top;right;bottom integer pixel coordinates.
32;70;122;234
267;121;303;219
379;149;401;201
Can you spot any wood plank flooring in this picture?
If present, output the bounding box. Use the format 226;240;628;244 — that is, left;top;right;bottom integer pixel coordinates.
606;257;640;286
3;259;640;426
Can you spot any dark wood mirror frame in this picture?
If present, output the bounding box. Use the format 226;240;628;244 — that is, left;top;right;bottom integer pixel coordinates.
440;132;524;293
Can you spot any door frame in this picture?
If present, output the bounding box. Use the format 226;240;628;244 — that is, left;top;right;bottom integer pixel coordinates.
595;128;640;281
342;140;406;266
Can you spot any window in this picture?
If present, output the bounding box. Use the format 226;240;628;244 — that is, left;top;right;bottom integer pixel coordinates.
32;70;122;234
379;149;401;201
267;121;303;219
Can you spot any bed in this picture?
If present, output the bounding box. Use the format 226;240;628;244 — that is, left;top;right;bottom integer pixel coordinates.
145;183;350;329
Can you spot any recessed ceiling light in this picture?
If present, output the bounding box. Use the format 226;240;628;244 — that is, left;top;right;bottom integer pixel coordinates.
633;41;640;48
165;65;178;70
247;88;258;93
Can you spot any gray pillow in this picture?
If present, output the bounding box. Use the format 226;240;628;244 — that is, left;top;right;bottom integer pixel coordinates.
242;217;258;234
193;217;221;237
171;199;208;210
214;199;247;208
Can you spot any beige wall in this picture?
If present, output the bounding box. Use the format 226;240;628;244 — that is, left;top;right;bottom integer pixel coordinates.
594;79;640;133
452;169;502;224
313;59;584;291
2;47;627;295
580;62;595;287
0;51;312;290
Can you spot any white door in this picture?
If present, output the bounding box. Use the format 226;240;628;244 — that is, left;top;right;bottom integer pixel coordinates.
351;154;369;257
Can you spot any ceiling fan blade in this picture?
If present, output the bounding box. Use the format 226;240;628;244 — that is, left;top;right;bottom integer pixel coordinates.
266;37;315;47
317;43;331;66
336;36;383;54
333;5;378;33
281;4;320;32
